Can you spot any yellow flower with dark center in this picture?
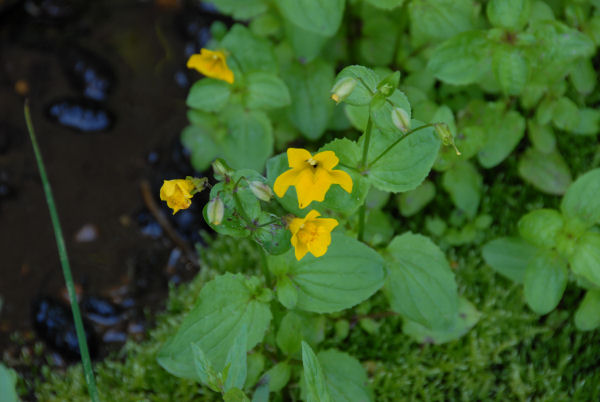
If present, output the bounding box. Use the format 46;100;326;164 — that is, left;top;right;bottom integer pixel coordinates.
187;48;234;84
274;148;353;209
160;179;195;215
289;210;338;260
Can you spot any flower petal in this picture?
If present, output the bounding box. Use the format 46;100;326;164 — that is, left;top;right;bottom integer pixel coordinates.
274;168;302;198
316;217;338;233
308;232;332;257
287;148;313;168
294;240;309;260
313;150;339;170
328;169;353;193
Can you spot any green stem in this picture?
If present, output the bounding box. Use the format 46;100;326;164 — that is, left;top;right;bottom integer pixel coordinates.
258;246;272;287
360;117;373;169
367;123;436;168
24;101;100;402
357;204;366;243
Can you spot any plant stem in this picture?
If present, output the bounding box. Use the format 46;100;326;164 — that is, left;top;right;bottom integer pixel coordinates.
357;204;366;243
367;123;435;168
360;116;373;169
24;101;100;402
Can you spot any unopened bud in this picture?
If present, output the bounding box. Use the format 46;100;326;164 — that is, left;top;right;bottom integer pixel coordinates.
249;181;273;201
330;77;357;104
212;159;232;181
391;107;411;133
206;197;224;225
434;123;461;155
185;176;208;193
377;71;400;97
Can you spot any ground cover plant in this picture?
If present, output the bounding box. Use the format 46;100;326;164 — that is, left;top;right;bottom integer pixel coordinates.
7;0;600;400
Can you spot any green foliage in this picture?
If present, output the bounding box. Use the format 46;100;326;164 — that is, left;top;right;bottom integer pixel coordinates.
0;363;19;402
301;342;331;402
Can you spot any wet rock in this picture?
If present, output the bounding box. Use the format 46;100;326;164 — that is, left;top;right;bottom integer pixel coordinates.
24;0;85;22
81;296;123;327
46;97;113;132
60;45;115;101
32;296;97;360
74;223;99;242
135;209;163;239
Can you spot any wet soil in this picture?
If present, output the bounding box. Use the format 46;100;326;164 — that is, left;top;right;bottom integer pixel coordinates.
0;0;213;358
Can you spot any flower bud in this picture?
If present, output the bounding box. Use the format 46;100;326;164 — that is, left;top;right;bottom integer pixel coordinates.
212;159;232;181
434;123;461;155
391;107;411;133
330;77;357;104
206;197;224;225
249;181;273;202
377;71;400;97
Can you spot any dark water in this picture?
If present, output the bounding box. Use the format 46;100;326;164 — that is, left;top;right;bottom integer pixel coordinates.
0;0;214;359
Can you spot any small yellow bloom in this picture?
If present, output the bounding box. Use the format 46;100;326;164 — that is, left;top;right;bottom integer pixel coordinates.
187;48;234;84
290;210;338;260
274;148;353;209
160;179;195;215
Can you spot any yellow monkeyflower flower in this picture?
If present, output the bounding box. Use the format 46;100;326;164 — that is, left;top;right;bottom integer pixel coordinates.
290;210;338;260
274;148;353;209
160;179;195;215
187;48;234;84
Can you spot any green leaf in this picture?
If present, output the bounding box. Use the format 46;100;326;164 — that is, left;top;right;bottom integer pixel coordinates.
552;97;579;132
187;79;231;112
370;90;412;137
245;72;291;110
276;311;325;357
157;273;272;379
358;16;398;66
253;212;291;255
302;342;332;402
278;0;345;37
245;353;265;389
403;297;480;344
481;237;539;284
561;168;600;226
223;388;251;402
283;18;329;62
572;108;600;136
492;45;528;96
477;109;525;168
221;106;273;171
398;180;436;217
366;121;441;193
518;209;564;249
385;232;459;330
427;31;491;85
574;290;600;331
192;344;220;392
276;275;298;309
224;326;248;392
181;125;220;171
221;25;277;74
318;350;373;402
0;363;19;402
517;148;572;195
441;160;482;218
364;0;404;9
570;232;600;288
334;65;379;106
364;209;394;247
527;120;556;154
211;0;267;19
268;234;385;313
262;362;292;392
282;60;334;140
523;251;568;315
570;58;596;95
409;0;476;46
486;0;531;30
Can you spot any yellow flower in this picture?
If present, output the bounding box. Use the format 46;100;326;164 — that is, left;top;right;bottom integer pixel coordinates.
274;148;353;209
160;179;195;215
187;48;234;84
290;210;338;260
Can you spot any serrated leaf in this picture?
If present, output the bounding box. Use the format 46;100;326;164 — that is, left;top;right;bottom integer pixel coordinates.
221;24;277;73
279;0;345;37
492;45;528;96
302;342;332;402
224;325;248;392
517;148;572;195
334;65;379;106
385;232;459;330
409;0;476;46
245;72;291;110
486;0;531;30
187;79;231;112
157;274;272;379
276;311;325;357
518;209;564;249
268;234;385;313
318;350;373;402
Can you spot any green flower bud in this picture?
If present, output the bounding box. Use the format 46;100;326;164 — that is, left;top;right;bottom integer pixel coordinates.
212;158;232;181
391;107;411;133
434;123;461;155
249;180;273;201
330;77;357;104
206;197;224;225
377;71;400;97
